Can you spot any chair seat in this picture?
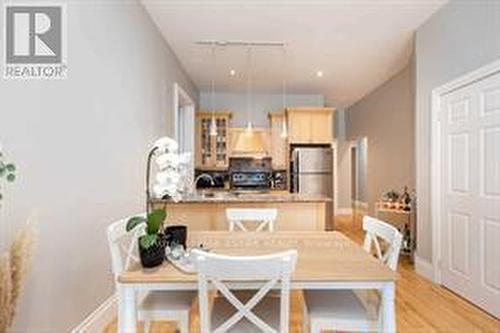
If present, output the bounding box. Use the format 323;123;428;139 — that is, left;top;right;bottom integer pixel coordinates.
138;290;196;318
304;290;380;331
211;293;281;332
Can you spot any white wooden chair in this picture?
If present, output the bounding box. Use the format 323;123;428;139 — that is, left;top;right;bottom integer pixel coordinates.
193;248;297;333
303;215;403;332
107;217;196;333
226;208;278;232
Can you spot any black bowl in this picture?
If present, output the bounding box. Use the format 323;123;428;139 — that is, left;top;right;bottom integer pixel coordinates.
164;225;188;248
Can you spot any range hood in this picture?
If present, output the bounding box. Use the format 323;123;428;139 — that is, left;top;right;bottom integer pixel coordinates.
231;128;268;157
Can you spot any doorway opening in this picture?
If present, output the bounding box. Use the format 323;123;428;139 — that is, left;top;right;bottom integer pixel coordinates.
350;137;368;229
173;83;196;184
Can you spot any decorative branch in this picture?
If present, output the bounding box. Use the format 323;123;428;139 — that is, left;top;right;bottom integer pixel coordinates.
0;253;13;332
0;222;36;331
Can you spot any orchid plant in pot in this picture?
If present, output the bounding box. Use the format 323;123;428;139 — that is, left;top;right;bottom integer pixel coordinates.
126;137;190;268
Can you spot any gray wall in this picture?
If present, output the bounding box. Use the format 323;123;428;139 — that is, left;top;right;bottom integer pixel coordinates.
199;92;324;127
0;1;197;331
347;62;415;212
415;0;500;262
355;137;369;203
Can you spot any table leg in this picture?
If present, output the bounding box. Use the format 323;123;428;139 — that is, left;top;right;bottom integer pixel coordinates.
381;282;396;332
118;284;137;333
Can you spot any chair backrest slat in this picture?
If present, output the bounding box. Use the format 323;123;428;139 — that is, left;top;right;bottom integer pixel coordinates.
362;216;403;271
193;249;297;333
107;214;146;278
226;208;278;232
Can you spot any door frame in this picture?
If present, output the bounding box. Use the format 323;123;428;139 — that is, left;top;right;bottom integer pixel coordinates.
430;58;500;283
332;140;338;218
173;82;196;152
349;141;358;215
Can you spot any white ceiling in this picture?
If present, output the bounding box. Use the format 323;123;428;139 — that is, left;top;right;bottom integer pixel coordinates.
141;0;446;107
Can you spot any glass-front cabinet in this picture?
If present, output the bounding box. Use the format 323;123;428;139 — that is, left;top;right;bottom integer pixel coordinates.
195;111;232;169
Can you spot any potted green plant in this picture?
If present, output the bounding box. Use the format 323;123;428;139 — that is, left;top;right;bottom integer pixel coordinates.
126;209;167;268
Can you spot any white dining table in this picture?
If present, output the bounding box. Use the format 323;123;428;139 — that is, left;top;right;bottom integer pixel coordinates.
117;231;397;332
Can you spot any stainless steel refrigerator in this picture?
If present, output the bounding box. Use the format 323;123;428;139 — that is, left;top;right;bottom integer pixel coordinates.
291;147;333;197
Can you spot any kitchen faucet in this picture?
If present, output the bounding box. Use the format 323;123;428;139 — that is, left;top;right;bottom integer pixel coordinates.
194;173;215;189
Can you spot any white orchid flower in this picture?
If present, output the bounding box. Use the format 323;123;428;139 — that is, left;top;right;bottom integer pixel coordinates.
153;183;171;197
154;182;179;198
155;153;180;169
169;192;182;202
150;137;192;201
153;137;179;153
156;170;181;184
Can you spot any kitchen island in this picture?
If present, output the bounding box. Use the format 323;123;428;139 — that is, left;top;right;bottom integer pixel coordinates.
153;192;332;231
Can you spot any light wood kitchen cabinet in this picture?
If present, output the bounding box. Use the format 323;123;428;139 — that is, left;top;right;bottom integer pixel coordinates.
287;108;311;143
286;107;335;144
268;112;288;169
195;111;232;170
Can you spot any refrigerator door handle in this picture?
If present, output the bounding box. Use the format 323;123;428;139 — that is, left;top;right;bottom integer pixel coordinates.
292;149;299;174
291;149;299;193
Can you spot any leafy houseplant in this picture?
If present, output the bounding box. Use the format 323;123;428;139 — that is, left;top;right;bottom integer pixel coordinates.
382;190;400;202
126;209;167;268
0;148;17;204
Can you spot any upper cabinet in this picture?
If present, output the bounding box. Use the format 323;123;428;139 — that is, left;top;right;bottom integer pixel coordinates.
194;107;334;170
195;111;232;170
286;107;335;144
268;112;288;170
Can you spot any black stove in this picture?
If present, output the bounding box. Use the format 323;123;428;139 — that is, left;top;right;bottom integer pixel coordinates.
229;157;272;191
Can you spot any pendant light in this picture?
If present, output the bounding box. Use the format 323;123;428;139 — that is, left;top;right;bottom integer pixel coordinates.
281;45;288;138
245;45;253;135
209;43;218;136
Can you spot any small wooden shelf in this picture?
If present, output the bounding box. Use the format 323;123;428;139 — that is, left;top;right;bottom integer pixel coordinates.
375;201;416;262
375;207;412;215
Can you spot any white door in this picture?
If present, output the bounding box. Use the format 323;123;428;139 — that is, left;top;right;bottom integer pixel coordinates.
440;71;500;318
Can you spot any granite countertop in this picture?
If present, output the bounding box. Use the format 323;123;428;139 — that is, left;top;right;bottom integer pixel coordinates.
153;191;332;204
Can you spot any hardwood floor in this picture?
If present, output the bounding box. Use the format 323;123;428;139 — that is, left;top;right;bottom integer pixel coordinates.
104;215;500;333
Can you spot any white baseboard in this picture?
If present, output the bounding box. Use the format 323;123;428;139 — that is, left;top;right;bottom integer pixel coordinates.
336;207;353;215
353;201;368;215
415;255;435;282
71;293;117;333
353;200;368;209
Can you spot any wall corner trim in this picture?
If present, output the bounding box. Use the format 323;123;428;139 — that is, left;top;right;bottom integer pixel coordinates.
414;255;435;282
71;293;117;332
